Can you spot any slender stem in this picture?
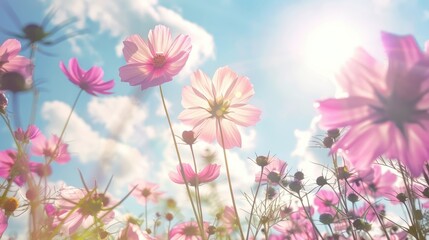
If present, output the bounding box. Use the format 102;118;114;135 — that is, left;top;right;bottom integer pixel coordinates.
12;92;21;128
29;43;39;125
297;192;323;239
246;167;264;239
159;86;205;239
216;119;245;239
190;145;204;227
145;198;148;230
48;89;82;165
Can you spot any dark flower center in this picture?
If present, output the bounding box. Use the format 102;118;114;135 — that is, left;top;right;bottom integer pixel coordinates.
153;54;166;68
141;188;151;198
183;225;199;236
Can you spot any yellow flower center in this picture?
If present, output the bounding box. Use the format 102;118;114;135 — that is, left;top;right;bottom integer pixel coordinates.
153;54;166;68
209;98;230;118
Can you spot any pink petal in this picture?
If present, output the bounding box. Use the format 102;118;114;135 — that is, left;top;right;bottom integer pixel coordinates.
193;118;217;144
212;66;239;99
190;70;215;102
216;119;241;149
166;34;192;60
122;34;152;63
181;85;210;110
148;25;172;54
178;108;211;127
0;39;21;61
198;164;220;183
381;32;423;70
316;97;375;129
226;105;261;127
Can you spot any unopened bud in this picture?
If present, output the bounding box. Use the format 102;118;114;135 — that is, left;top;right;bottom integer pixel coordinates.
319;213;334;224
316;176;327;186
294;171;304;181
182;131;196;145
327;129;340;139
0;72;32;92
256;156;269;167
323;137;334;148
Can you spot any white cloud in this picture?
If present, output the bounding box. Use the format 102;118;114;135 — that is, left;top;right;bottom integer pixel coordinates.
41;100;151;195
42;0;215;72
87;96;155;144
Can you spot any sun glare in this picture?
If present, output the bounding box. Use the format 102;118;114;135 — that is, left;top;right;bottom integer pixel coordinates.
304;21;361;75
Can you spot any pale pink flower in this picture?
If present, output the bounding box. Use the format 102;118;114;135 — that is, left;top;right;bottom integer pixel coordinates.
31;134;70;163
169;221;208;240
314;190;339;215
118;222;155;240
130;180;163;204
53;187;115;236
255;157;287;185
14;124;40;143
169;163;220;186
221;206;239;234
0;39;32;75
119;25;192;90
179;67;261;148
361;165;397;198
316;32;429;176
60;58;114;95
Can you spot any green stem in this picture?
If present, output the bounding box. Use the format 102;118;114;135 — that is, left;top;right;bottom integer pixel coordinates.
190;144;204;228
159;86;205;239
48;89;82;165
246;167;264;239
216;119;245;240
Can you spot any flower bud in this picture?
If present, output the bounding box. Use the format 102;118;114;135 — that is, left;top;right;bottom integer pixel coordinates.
347;193;359;203
323;137;334;148
3;197;19;215
422;187;429;198
316;176;327;186
255;155;269;167
294;171;304;181
266;186;277;200
207;226;216;235
319;213;334;224
165;212;174;221
182;130;196;145
267;172;281;184
327;129;340;139
336;166;351;180
396;193;407;203
289;180;302;193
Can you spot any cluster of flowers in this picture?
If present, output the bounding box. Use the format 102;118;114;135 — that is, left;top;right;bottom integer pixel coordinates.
0;10;428;240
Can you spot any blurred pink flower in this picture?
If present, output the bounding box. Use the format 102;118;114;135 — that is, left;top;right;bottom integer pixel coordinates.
221;206;239;234
118;222;155;240
361;165;397;198
0;149;28;186
255;157;287;185
179;67;261;149
14;124;40;143
169;163;220;186
0;39;32;75
314;190;339;215
169;221;208;240
130;180;163;204
119;25;192;90
316;32;429;177
31;134;70;164
53;187;115;236
60;58;114;96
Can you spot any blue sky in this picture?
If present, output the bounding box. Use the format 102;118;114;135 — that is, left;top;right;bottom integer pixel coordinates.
1;0;429;237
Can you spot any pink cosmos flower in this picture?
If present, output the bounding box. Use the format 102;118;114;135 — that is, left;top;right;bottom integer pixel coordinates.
60;58;114;96
316;32;429;177
0;149;28;186
130;180;163;204
119;25;192;90
53;187;115;236
314;190;339;215
118;222;155;240
255;157;287;185
14;124;40;143
0;39;32;75
179;67;261;149
358;165;397;198
221;206;240;234
169;163;220;186
169;221;208;240
31;134;70;164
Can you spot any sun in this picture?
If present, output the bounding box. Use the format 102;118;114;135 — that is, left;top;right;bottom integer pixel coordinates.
304;21;361;75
